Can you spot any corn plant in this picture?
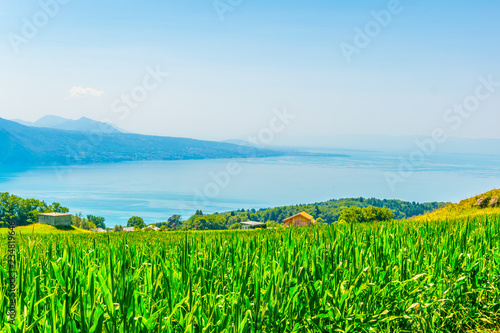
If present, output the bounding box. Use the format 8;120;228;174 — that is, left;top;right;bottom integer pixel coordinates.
0;216;499;332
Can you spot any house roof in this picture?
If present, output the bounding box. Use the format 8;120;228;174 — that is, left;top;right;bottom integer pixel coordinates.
283;212;314;222
39;212;71;217
240;221;266;226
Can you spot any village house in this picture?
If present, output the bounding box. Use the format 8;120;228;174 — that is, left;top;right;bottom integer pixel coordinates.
283;212;315;227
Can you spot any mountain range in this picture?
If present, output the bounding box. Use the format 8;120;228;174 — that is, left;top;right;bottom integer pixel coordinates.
0;117;289;165
11;115;127;133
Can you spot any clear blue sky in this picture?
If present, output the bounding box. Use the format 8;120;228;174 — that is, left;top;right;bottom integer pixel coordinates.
0;0;499;143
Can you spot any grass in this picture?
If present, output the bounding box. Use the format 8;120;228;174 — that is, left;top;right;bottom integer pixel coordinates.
0;216;499;332
0;223;90;235
413;189;500;221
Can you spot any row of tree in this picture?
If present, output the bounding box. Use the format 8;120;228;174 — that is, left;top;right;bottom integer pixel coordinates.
72;213;106;230
163;197;445;230
2;192;445;232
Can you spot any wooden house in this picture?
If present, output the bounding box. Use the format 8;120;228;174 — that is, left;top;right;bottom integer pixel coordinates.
283;212;314;227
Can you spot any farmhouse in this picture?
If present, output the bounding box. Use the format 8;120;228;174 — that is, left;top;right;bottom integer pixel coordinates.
283;212;314;227
38;212;72;227
240;221;267;230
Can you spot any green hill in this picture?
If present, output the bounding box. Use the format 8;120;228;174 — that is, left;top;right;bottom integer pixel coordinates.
413;189;500;221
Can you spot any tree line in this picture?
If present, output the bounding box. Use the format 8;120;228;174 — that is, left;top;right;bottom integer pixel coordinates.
154;198;446;231
2;192;446;231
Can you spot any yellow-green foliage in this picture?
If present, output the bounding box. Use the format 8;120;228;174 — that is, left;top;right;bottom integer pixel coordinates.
0;223;90;235
1;217;500;332
413;189;500;221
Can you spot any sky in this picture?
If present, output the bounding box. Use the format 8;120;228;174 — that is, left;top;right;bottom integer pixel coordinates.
0;0;499;145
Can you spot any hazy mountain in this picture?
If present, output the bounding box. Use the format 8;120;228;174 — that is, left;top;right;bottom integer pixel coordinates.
0;118;285;165
33;115;69;128
11;115;127;134
11;119;33;126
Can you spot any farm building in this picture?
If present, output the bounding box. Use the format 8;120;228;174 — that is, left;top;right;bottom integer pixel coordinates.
240;221;267;230
38;213;72;227
122;227;135;232
283;212;315;227
145;226;160;231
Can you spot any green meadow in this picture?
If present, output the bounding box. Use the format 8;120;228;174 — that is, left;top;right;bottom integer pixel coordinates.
1;216;500;332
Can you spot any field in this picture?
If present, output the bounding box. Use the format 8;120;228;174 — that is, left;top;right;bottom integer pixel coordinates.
1;216;500;332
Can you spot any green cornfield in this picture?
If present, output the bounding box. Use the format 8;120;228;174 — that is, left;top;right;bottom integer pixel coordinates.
1;216;500;332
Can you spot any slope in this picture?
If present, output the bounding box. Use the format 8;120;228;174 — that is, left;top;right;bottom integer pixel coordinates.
413;188;500;221
0;117;284;165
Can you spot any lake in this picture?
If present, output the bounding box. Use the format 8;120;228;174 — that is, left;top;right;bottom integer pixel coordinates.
1;150;500;227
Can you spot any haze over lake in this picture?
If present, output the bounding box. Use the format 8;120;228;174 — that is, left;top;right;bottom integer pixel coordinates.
1;150;499;227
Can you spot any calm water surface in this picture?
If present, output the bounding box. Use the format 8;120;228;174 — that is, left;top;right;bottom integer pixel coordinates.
1;150;499;227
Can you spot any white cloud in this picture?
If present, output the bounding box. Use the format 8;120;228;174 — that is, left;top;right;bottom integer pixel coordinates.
69;86;104;98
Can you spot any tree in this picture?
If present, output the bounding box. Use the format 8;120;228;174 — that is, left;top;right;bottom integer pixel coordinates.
127;216;146;229
72;213;84;228
87;215;106;229
339;206;365;223
167;214;182;228
47;202;69;213
266;220;278;228
229;222;240;229
72;213;94;230
361;207;394;222
339;206;395;223
113;225;123;232
168;214;181;222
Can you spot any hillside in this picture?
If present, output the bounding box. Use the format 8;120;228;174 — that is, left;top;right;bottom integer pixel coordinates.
413;189;500;221
228;197;448;223
0;117;285;165
0;223;89;234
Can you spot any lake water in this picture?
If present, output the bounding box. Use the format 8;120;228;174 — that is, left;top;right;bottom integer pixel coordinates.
1;150;500;227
